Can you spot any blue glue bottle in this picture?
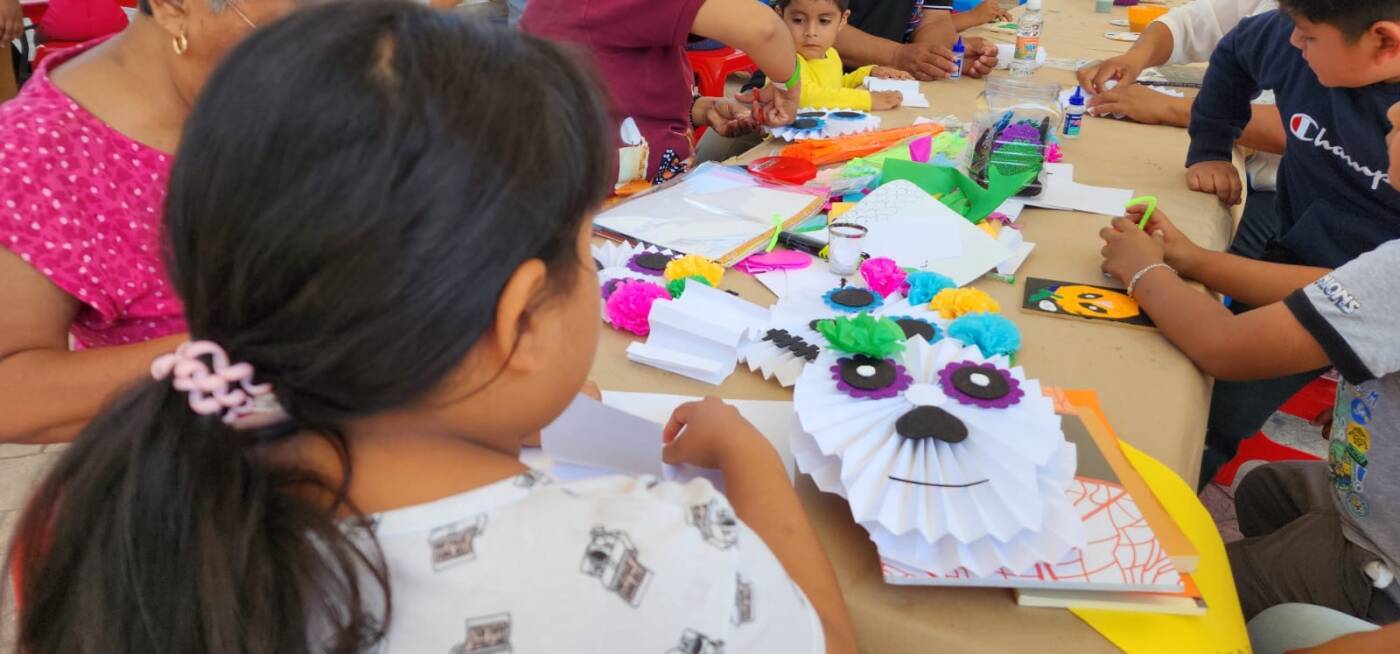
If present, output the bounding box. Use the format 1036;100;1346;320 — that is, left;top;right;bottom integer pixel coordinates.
1062;85;1085;139
949;36;965;80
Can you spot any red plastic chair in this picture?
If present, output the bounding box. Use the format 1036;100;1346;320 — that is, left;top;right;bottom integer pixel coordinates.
20;0;48;23
685;45;756;140
19;0;77;67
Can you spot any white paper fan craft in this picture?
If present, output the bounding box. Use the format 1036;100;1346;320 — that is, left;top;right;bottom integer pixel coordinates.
740;285;946;387
767;109;881;142
791;334;1085;576
591;241;679;323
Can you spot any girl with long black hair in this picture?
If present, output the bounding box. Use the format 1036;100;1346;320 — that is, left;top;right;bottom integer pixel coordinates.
6;3;855;652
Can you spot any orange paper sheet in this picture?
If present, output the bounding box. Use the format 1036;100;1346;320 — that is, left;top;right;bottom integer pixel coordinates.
1070;440;1250;653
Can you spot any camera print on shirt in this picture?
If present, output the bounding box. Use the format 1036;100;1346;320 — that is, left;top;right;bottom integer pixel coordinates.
449;612;512;654
429;514;487;572
732;573;754;626
580;526;653;607
687;498;739;550
669;628;725;654
1330;381;1381;517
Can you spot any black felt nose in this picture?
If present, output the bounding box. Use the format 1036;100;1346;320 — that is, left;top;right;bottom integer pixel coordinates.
895;406;968;443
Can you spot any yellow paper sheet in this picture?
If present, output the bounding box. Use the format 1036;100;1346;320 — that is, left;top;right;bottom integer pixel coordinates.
1071;442;1251;653
828;202;855;221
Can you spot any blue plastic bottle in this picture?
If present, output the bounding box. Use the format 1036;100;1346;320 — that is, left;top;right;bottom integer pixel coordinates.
950;36;965;80
1062;86;1085;139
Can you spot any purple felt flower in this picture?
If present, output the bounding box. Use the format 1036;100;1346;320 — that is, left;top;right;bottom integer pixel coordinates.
937;361;1023;409
831;357;913;400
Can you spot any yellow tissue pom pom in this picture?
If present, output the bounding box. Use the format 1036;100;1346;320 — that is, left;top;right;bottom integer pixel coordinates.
929;287;1000;319
663;254;724;287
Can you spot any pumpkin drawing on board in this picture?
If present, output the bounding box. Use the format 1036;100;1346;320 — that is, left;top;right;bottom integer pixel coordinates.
1021;278;1155;328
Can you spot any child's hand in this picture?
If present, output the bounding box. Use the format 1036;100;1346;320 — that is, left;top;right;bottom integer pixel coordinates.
1186;160;1243;206
1077;50;1150;95
869;66;915;80
961;39;1000;79
1099;217;1168;285
1124;204;1206;275
662;397;776;470
967;0;1013;25
703;99;757;137
870;91;903;111
893;43;959;81
735;82;800;127
1087;84;1179;125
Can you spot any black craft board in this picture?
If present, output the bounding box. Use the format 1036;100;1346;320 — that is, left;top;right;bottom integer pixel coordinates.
1020;277;1156;329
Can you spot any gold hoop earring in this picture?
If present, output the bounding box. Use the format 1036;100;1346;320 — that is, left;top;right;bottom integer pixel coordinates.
172;33;189;55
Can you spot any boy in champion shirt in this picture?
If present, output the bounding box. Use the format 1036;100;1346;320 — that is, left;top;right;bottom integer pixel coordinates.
1183;0;1400;488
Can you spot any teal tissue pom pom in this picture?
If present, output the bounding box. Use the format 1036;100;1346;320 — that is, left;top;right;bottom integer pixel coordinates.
947;313;1021;358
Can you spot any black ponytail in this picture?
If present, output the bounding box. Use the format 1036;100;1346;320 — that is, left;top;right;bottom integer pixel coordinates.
6;3;613;652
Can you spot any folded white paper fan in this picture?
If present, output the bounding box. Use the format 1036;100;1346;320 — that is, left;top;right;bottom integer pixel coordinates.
740;290;945;387
791;336;1085;576
766;108;881;142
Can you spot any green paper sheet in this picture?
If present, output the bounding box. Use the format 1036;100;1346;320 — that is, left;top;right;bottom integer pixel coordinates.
880;159;1037;223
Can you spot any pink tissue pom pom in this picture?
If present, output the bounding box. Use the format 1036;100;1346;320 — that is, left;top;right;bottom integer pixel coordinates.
859;257;907;298
1045;142;1063;163
605;280;671;336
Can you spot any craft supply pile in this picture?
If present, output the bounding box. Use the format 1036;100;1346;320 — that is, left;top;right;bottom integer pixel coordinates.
572;102;1204;615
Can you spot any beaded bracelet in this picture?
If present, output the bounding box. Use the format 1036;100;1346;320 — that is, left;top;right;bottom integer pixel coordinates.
689;90;704;130
1126;262;1176;297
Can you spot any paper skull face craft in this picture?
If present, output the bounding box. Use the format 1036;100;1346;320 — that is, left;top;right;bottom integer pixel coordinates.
790;315;1085;576
739;283;945;388
592;241;681;322
1030;284;1140;321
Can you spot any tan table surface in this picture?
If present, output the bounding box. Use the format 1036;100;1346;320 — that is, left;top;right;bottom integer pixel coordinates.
593;1;1242;651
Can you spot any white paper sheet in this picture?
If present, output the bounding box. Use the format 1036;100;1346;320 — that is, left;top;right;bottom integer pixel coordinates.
996;240;1036;276
752;259;848;300
840;180;1012;286
625;281;769;385
993;199;1026;222
527;391;797;488
994;229;1035;276
594;163;822;262
540;393;664;477
1025;163;1135;217
685;187;820;224
603;391;796;482
863;77;930;108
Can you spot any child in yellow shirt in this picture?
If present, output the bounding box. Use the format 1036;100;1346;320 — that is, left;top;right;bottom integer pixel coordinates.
775;0;915;111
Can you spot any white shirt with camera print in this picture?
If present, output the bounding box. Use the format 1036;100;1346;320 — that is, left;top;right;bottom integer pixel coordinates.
355;470;823;653
1285;239;1400;578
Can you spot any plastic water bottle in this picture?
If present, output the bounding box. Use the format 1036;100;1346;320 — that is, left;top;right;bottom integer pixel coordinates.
949;36;965;80
1010;0;1043;78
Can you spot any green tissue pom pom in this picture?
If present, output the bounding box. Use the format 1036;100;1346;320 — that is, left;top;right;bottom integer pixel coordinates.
817;313;907;359
666;275;711;299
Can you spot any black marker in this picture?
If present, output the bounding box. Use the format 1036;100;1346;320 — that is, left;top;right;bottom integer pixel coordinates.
775;231;871;261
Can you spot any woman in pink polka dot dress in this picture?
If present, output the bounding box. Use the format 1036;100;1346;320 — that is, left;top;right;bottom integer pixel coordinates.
0;0;297;443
